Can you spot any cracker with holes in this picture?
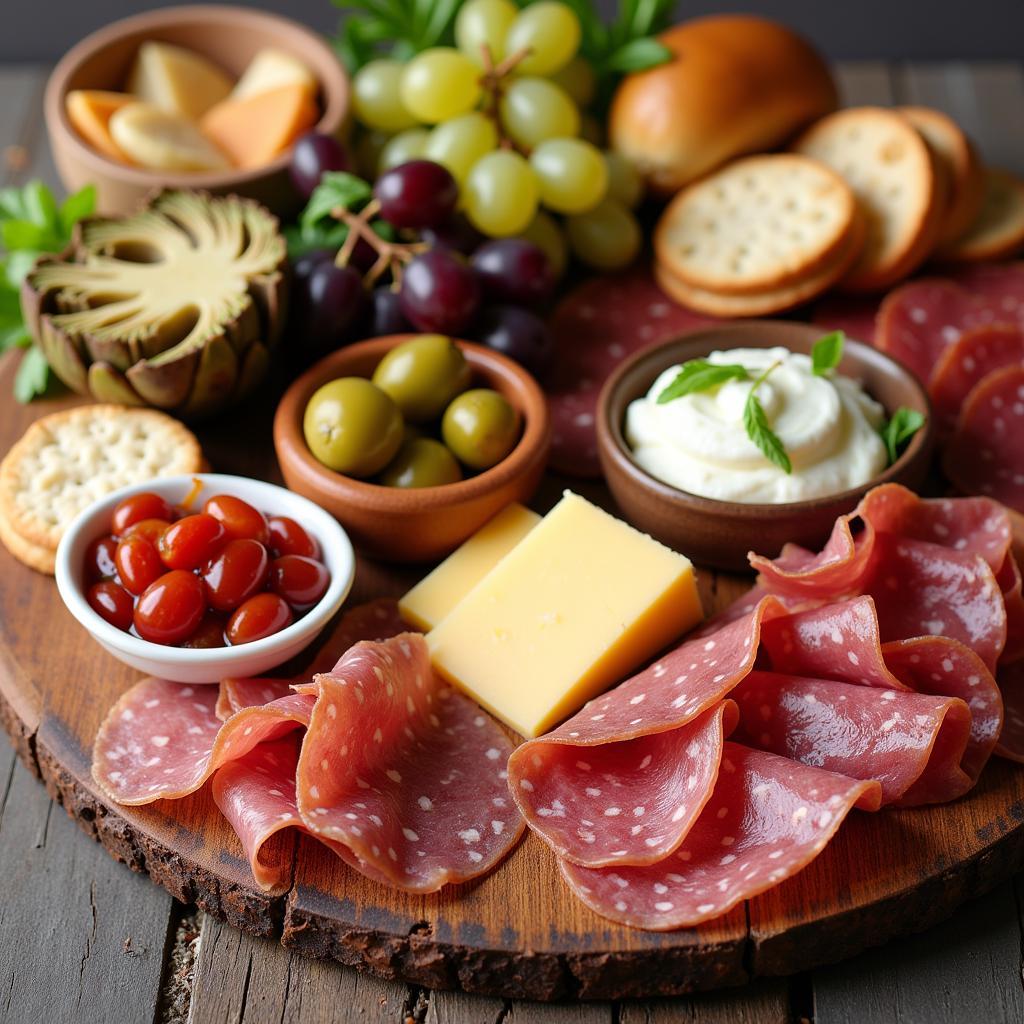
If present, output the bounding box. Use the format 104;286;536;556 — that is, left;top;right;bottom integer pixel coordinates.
0;405;202;574
654;154;858;296
792;106;946;293
937;168;1024;263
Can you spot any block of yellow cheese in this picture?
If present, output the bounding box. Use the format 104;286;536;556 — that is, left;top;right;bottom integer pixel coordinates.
427;492;703;737
400;503;541;631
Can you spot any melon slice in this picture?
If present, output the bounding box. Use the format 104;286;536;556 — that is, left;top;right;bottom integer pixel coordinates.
200;84;318;169
231;48;317;101
109;103;230;172
66;90;135;162
128;41;234;120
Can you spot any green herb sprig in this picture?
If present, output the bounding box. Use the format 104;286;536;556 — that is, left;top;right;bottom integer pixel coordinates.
742;360;790;474
1;180;96;402
286;171;395;259
879;407;926;465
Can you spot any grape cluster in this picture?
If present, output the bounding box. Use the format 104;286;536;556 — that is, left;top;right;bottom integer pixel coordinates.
348;0;643;272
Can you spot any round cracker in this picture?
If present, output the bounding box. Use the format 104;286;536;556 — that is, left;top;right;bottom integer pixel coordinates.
0;503;56;574
792;107;945;292
900;106;985;245
936;168;1024;264
654;154;858;295
0;404;203;552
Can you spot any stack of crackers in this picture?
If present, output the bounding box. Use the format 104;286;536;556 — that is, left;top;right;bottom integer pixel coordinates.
0;405;203;574
654;105;1024;317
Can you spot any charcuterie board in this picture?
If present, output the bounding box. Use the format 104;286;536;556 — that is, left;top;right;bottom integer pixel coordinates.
4;350;1024;1001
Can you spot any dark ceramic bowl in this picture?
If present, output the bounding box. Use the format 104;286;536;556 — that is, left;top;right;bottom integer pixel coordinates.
597;320;934;572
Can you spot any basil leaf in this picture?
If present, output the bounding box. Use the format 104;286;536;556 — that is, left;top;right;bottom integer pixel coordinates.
811;330;844;376
744;391;792;474
656;360;750;403
880;407;926;464
300;172;373;233
605;36;673;73
59;185;96;236
13;346;50;403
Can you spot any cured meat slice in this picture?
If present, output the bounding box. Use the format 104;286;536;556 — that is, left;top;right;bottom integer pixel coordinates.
951;261;1024;310
929;324;1024;431
218;678;294;719
560;743;880;931
812;293;881;346
730;671;971;805
546;267;713;476
996;659;1024;761
944;364;1024;513
997;555;1024;664
297;633;524;892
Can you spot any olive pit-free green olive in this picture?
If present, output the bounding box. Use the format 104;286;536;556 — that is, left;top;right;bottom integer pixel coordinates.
303;377;404;477
378;437;463;488
441;389;521;470
371;335;472;422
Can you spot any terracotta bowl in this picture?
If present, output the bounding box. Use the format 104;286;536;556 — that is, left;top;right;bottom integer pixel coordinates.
44;4;349;216
274;336;551;563
597;321;935;572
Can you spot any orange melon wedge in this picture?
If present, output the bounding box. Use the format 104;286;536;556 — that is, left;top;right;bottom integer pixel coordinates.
66;90;135;163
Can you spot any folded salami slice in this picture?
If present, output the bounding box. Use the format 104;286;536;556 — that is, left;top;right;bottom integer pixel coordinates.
560;743;880;931
297;633;524;891
944;364;1024;514
218;678;294;719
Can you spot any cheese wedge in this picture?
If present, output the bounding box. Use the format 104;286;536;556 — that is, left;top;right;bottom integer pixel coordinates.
66;90;135;162
109;103;230;172
128;42;234;121
427;492;703;737
400;503;540;631
232;48;317;102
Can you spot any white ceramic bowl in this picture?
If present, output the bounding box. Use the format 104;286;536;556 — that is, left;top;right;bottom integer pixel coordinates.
55;474;355;683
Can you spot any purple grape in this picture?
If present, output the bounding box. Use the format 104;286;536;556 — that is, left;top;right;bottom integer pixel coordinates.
421;214;484;256
292;248;334;284
399;249;481;334
473;305;553;376
294;262;367;355
471;239;554;307
369;287;410;336
374;160;458;231
289;133;352;200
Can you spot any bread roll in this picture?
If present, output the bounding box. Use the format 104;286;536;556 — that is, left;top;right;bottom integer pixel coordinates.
609;16;837;195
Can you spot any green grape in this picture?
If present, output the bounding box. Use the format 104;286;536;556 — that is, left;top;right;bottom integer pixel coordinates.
354;129;392;179
379;129;431;172
401;48;482;124
550;56;596;107
520;210;568;279
566;198;642;270
604;151;644;209
579;113;605;148
352;59;418;132
504;1;581;76
499;78;579;150
464;151;539;237
423;112;498;184
456;0;517;67
530;138;608;215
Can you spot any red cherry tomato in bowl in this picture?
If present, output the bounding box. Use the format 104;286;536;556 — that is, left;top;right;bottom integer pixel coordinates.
125;518;172;547
86;581;134;631
134;570;207;645
111;492;174;536
85;535;119;581
159;514;226;570
270;555;329;611
267;516;320;559
115;535;164;596
179;611;228;649
226;592;294;645
204;495;269;544
202;539;270;612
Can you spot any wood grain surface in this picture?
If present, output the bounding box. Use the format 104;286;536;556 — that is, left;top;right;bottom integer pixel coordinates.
3;58;1024;1023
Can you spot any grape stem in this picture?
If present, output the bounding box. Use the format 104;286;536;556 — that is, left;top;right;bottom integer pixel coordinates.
478;44;533;152
331;198;428;289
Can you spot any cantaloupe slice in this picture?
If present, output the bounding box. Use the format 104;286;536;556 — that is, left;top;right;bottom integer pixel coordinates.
66;90;135;162
231;48;317;102
128;42;234;120
200;84;318;169
109;102;230;172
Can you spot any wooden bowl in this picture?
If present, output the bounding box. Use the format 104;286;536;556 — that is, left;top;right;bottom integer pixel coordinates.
597;321;935;572
44;4;349;217
274;336;551;563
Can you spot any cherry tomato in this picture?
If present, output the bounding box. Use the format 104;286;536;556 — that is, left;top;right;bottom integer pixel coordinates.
115;535;164;596
226;593;293;645
202;539;270;612
125;518;172;547
267;516;320;559
159;514;226;571
134;570;207;645
270;555;329;610
85;535;119;581
111;492;174;536
86;581;134;631
179;611;228;649
204;495;269;544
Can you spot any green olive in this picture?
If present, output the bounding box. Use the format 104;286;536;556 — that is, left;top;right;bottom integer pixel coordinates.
378;438;463;488
371;334;472;423
303;377;404;477
441;389;521;470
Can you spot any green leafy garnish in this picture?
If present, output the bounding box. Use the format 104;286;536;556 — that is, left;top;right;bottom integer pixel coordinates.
0;180;95;402
656;360;749;403
287;171;394;259
743;361;791;474
332;0;462;71
811;330;844;376
879;407;926;465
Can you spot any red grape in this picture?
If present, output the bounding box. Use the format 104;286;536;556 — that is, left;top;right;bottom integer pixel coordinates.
420;214;483;256
267;516;320;559
289;132;351;200
270;555;329;610
87;581;134;631
471;239;554;306
111;492;174;536
374;160;458;230
159;514;227;571
296;262;368;355
369;287;410;335
85;535;119;581
203;495;268;544
227;593;294;645
115;535;164;596
202;539;270;612
400;249;481;334
473;305;553;375
134;571;207;645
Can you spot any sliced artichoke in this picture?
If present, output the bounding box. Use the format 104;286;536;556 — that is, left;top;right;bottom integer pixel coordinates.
22;190;287;417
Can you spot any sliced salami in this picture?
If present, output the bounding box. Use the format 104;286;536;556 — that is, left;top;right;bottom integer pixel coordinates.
944;364;1024;513
559;743;879;931
546;267;713;477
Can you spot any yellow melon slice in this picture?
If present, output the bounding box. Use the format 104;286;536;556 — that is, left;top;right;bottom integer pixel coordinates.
128;41;234;120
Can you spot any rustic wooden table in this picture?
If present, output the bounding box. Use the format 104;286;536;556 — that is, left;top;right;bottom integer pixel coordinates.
3;59;1024;1024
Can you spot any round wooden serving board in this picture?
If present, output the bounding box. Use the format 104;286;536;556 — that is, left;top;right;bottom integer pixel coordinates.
3;351;1024;1002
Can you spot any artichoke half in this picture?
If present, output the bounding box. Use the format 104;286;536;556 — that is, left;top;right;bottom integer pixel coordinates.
21;190;288;418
